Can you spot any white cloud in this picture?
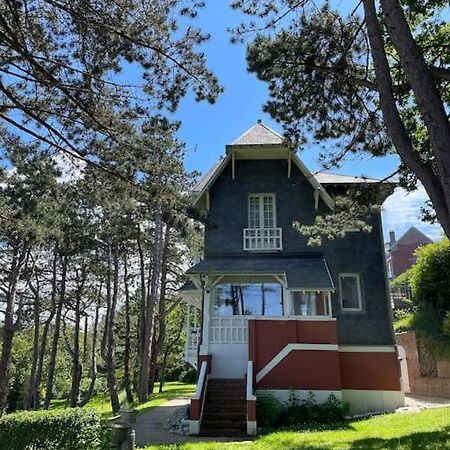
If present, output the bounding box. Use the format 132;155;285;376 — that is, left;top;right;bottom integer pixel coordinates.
382;184;443;242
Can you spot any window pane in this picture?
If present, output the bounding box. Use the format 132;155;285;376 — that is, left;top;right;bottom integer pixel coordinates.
213;283;283;316
291;291;327;316
249;196;260;228
340;275;361;309
263;195;274;228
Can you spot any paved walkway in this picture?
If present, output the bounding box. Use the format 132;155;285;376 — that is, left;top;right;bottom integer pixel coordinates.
402;394;450;410
134;398;252;446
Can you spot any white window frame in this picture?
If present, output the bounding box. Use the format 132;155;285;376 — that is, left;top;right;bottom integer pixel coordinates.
247;193;277;229
288;290;332;318
339;273;363;312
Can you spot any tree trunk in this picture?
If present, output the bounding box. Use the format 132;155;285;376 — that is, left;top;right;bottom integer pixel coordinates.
0;243;30;414
149;224;171;394
137;207;164;403
29;249;58;410
78;302;100;407
44;254;67;409
137;227;147;364
69;267;85;407
101;245;120;413
363;0;450;237
25;277;41;410
380;0;450;233
123;254;134;404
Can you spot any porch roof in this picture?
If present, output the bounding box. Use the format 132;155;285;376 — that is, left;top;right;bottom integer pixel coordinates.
186;257;335;291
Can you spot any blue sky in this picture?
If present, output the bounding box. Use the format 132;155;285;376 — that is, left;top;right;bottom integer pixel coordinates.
171;2;442;242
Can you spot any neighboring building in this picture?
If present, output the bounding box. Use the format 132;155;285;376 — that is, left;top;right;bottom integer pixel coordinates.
179;122;404;436
386;227;432;279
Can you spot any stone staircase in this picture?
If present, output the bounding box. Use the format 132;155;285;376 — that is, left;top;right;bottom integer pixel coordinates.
200;378;247;436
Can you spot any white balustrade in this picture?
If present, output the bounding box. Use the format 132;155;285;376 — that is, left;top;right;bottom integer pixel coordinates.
243;227;282;251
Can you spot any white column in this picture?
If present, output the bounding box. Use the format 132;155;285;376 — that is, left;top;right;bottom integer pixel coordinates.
200;281;211;354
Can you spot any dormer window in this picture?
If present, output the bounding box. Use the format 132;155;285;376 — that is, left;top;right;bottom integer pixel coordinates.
244;193;282;251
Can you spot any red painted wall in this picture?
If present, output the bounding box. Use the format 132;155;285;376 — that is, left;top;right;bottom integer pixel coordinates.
248;319;338;374
249;319;401;392
258;350;342;390
339;352;401;391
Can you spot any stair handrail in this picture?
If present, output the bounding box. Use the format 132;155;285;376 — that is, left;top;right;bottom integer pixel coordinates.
247;360;256;401
193;360;208;400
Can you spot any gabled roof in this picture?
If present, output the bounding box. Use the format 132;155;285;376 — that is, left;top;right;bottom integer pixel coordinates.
231;122;284;146
391;226;432;250
192;122;390;211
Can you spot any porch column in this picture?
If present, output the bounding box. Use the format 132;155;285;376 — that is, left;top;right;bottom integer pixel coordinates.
200;280;211;355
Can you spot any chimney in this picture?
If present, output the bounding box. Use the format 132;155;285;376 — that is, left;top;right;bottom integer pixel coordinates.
389;230;396;247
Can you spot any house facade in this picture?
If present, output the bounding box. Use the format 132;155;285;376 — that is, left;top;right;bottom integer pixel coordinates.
180;122;404;435
386;227;432;279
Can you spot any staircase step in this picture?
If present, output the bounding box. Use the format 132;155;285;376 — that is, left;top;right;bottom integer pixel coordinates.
203;410;246;419
199;429;247;437
204;404;246;413
200;378;248;436
202;419;247;429
205;394;245;399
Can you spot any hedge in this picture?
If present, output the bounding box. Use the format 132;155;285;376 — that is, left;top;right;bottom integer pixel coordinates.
0;408;109;450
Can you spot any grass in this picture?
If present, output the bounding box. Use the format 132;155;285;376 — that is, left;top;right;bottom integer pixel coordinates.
50;381;195;418
142;407;450;450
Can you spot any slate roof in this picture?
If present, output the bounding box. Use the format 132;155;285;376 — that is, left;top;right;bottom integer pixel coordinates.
231;122;284;146
186;257;335;290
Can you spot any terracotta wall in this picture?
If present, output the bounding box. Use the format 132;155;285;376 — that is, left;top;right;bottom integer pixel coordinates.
396;331;450;398
339;351;401;391
248;319;338;374
250;319;401;392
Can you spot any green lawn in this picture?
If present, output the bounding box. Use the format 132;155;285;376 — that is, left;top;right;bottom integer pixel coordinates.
142;407;450;450
50;381;195;418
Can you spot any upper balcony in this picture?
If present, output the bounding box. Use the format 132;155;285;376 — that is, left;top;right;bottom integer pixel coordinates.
243;227;282;251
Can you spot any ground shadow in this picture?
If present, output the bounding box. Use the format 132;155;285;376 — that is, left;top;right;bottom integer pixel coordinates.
347;427;450;450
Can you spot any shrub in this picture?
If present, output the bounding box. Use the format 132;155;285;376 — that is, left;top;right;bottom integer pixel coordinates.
391;269;413;289
0;408;109;450
410;238;450;311
256;391;350;429
256;392;282;427
278;392;349;425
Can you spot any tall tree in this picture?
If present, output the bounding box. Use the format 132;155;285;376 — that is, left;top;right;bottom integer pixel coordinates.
0;0;220;173
232;0;450;242
0;148;62;413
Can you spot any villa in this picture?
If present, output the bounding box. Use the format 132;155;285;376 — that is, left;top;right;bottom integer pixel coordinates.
179;122;404;436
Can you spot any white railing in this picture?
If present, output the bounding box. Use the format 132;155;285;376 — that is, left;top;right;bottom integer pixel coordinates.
192;361;208;401
210;317;248;344
246;361;256;402
184;327;200;368
243;227;282;251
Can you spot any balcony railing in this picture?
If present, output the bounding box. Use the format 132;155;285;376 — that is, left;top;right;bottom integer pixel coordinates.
243;227;282;251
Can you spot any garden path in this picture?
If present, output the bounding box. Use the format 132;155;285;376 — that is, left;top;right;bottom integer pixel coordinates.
133;397;252;446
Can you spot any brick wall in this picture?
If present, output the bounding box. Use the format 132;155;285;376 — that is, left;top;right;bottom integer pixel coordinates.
396;331;450;398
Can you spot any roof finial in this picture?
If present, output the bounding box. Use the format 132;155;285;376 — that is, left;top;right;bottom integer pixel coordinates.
257;119;262;124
